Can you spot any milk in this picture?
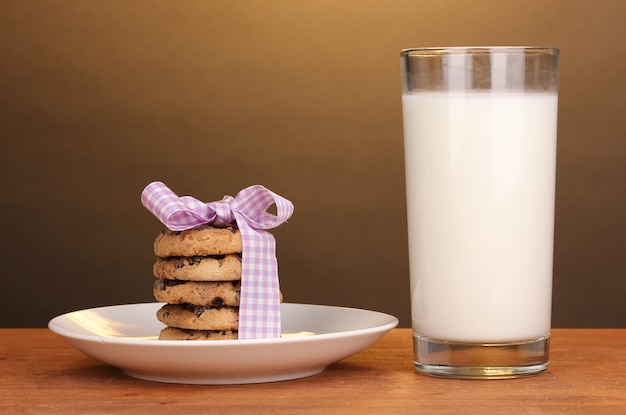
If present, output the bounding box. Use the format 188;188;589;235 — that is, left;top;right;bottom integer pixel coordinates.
402;91;558;343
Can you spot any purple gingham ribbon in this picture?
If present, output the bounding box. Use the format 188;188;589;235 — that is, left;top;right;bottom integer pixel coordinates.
141;181;294;339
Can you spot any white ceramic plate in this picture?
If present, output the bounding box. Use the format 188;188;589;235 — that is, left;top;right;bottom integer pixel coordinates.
48;302;398;384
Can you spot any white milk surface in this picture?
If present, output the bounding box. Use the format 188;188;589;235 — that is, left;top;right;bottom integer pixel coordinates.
402;91;558;342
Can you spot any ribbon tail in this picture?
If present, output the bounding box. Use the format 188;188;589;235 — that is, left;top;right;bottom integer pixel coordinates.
235;212;282;339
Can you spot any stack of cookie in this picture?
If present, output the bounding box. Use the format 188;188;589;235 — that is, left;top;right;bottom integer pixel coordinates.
152;225;243;340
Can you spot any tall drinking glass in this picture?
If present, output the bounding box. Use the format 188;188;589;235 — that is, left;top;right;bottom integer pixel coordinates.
400;47;559;379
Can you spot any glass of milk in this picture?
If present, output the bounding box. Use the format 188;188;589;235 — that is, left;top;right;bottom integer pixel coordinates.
400;47;559;379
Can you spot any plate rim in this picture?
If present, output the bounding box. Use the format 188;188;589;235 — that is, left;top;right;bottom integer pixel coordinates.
48;302;399;346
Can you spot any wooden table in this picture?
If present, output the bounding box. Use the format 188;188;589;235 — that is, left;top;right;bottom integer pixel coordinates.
1;328;624;414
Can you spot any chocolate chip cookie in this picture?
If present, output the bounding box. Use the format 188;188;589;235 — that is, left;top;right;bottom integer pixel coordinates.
153;254;242;281
154;225;242;257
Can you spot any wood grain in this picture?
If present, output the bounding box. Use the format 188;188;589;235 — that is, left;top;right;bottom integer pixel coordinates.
1;329;624;414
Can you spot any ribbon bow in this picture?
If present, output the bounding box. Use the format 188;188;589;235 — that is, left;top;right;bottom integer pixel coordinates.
141;181;294;339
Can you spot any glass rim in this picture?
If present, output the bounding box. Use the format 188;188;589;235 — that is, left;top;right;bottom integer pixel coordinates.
400;46;559;57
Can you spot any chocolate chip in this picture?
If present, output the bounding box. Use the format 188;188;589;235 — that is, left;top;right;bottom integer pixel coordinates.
180;303;205;317
181;303;195;312
188;256;203;266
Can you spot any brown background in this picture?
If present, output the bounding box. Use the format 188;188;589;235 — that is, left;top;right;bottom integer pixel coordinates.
1;0;624;328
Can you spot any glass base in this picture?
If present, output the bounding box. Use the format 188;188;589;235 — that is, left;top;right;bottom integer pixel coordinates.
413;333;550;379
